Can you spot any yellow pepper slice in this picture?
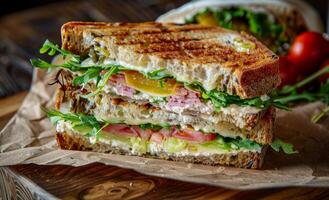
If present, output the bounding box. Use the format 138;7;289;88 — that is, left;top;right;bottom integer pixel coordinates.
124;71;177;97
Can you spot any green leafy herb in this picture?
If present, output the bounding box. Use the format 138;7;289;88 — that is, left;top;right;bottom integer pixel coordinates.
312;106;329;123
30;58;55;69
87;65;122;97
274;66;329;122
270;138;298;154
43;108;103;139
159;79;164;88
145;68;173;80
185;82;288;111
73;68;102;86
39;40;80;62
227;137;262;150
139;122;171;131
278;67;329;95
201;136;262;152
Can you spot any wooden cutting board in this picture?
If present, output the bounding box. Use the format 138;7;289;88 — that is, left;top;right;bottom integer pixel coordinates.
1;92;329;200
0;0;329;199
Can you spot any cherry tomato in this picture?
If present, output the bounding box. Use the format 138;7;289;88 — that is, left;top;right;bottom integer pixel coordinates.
319;58;329;83
288;32;329;74
278;56;301;87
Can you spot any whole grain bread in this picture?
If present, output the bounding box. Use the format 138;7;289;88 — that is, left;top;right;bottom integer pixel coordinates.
56;131;267;169
61;22;279;98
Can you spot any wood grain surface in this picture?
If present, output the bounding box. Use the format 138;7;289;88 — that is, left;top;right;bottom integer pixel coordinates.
1;1;329;199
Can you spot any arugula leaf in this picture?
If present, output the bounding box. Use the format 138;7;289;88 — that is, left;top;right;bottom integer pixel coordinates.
312;106;329;123
39;39;80;62
73;68;102;86
139;122;171;131
44;108;81;124
274;66;329;121
30;58;55;69
139;124;163;131
30;58;82;72
185;82;287;111
145;68;173;80
79;114;100;130
83;64;122;97
278;67;329;95
270;138;298;154
43;108;104;139
229;138;262;150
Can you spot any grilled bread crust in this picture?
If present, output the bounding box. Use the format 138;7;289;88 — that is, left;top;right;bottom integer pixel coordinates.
56;131;267;169
61;21;279;98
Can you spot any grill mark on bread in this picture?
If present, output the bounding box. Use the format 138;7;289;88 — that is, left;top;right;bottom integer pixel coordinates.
88;25;218;40
93;27;271;67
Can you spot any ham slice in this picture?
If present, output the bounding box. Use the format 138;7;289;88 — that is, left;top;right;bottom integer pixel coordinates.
106;73;212;113
108;73;136;97
103;124;217;143
166;87;203;110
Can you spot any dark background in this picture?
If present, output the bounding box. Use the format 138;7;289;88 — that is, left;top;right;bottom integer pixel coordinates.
0;0;327;27
0;0;327;98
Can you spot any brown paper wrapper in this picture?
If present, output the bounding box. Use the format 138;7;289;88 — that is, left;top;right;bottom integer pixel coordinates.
1;69;329;189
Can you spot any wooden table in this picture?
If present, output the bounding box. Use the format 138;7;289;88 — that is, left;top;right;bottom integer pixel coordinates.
1;1;329;199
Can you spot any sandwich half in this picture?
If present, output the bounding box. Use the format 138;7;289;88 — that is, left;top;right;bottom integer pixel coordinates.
32;22;295;169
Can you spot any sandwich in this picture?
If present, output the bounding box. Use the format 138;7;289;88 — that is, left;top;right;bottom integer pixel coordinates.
31;22;296;169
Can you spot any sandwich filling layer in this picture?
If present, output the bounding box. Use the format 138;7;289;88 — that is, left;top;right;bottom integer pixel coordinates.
56;72;274;144
55;119;263;157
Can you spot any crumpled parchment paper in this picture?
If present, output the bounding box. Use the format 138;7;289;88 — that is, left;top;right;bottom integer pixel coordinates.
1;69;329;189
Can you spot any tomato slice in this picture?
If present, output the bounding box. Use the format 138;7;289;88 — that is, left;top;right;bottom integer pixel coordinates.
103;124;217;143
172;128;217;142
103;124;138;137
150;133;164;143
124;71;177;97
131;126;153;140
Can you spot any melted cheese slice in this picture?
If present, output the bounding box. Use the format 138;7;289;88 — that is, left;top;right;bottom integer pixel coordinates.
124;71;178;97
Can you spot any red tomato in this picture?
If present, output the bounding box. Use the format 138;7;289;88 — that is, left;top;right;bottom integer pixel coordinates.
278;56;300;87
172;129;217;142
319;58;329;83
103;124;138;137
288;32;329;74
131;126;153;140
150;133;164;143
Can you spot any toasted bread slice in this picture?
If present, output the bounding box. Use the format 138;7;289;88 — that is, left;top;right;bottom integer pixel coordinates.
56;130;267;169
61;21;279;98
